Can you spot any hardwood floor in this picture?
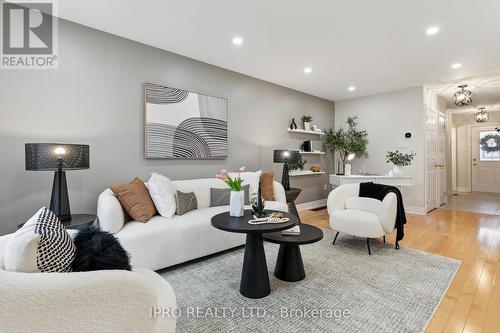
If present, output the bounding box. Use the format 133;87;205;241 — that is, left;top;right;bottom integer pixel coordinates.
299;208;500;333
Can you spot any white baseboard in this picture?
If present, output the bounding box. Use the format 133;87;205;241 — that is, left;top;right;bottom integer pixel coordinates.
296;199;327;211
404;205;426;215
456;187;471;192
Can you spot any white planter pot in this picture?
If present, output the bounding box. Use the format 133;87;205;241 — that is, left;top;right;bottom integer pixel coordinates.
229;190;245;217
303;122;311;131
389;165;404;176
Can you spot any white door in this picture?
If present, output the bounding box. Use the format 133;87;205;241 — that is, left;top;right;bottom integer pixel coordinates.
425;108;437;211
436;114;447;205
471;126;500;193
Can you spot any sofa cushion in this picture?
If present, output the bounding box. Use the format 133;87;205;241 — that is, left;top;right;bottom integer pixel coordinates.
175;191;198;215
345;197;382;216
148;173;176;218
263;201;289;213
115;206;246;270
228;170;262;197
259;172;275;201
111;178;157;223
210;185;250;207
72;227;131;272
4;207;76;273
331;210;385;238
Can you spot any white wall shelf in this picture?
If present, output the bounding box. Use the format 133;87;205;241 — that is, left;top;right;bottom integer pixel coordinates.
299;151;325;155
287;128;325;135
289;171;326;177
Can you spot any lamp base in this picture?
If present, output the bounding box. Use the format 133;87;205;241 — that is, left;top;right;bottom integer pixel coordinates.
281;162;290;191
50;170;71;221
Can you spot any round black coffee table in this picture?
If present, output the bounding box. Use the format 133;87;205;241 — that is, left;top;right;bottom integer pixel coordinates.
263;224;323;282
211;210;298;299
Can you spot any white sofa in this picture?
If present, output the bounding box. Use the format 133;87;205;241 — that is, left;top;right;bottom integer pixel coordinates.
0;234;177;333
97;177;288;271
327;184;397;254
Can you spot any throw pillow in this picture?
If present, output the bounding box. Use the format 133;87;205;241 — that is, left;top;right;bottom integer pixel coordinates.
228;170;262;197
72;226;131;272
110;177;157;222
210;184;250;207
175;191;198;215
4;207;76;273
260;172;275;201
148;172;176;218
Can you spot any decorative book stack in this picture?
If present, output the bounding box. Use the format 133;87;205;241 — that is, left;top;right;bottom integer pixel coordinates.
281;225;301;236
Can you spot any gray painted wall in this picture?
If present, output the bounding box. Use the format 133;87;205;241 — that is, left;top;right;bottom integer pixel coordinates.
334;87;425;211
0;20;334;235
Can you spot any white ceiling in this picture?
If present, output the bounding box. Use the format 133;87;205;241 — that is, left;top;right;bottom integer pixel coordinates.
430;71;500;111
58;0;500;101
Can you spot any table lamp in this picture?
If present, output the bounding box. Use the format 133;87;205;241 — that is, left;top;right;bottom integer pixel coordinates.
25;143;90;221
273;149;300;191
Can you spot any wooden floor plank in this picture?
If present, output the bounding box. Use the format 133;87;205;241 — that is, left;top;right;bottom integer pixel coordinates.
299;208;500;333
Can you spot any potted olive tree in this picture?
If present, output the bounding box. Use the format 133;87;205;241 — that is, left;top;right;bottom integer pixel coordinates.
323;116;368;175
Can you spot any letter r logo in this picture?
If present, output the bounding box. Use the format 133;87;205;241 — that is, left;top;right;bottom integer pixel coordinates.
2;1;53;54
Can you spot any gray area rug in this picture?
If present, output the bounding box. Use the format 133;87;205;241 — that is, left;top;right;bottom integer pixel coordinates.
159;229;460;333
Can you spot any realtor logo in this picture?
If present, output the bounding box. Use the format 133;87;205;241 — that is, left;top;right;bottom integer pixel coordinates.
1;0;58;69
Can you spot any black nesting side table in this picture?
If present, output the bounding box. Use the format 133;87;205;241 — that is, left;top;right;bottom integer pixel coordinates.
264;224;323;282
18;214;98;230
211;210;298;299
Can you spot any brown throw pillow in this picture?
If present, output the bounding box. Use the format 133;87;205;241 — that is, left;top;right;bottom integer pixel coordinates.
110;177;157;222
260;172;275;201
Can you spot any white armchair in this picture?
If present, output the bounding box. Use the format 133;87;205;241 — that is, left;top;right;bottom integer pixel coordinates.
327;184;398;255
0;234;177;333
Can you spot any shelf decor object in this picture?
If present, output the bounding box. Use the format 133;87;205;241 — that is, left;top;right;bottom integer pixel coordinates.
25;143;90;221
453;84;473;107
144;82;228;159
273;149;300;191
474;107;489;123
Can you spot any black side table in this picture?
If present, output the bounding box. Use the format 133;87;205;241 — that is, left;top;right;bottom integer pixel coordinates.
264;224;323;282
18;214;98;230
211;210;298;299
285;188;302;221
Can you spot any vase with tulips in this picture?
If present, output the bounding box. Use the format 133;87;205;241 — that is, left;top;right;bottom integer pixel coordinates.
217;166;246;217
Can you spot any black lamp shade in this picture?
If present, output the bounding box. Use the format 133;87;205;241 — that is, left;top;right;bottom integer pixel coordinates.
25;143;90;171
273;149;300;164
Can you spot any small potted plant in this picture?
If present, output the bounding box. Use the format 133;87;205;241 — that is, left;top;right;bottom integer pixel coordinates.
216;166;246;217
386;150;415;176
301;115;313;131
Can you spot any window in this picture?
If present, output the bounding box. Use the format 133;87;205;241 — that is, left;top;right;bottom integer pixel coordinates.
479;131;500;161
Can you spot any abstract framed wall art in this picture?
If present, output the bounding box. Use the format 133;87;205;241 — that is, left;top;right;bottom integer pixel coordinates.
144;82;228;159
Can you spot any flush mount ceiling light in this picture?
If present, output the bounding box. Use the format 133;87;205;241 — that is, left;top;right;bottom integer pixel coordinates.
453;84;473;106
348;86;356;92
232;37;243;46
303;67;312;74
475;107;489;123
451;63;462;69
426;26;440;35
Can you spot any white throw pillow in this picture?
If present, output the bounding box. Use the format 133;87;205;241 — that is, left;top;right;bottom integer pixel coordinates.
148;172;176;218
4;207;76;273
228;170;262;197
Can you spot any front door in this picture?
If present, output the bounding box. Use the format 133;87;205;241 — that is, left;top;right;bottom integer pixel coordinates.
471;126;500;193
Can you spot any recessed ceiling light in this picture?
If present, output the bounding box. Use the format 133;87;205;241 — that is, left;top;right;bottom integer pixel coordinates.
451;63;462;69
232;37;243;46
426;26;440;35
348;86;356;92
303;67;312;74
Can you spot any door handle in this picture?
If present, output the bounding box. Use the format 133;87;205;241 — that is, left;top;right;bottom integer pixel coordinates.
473;163;477;166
